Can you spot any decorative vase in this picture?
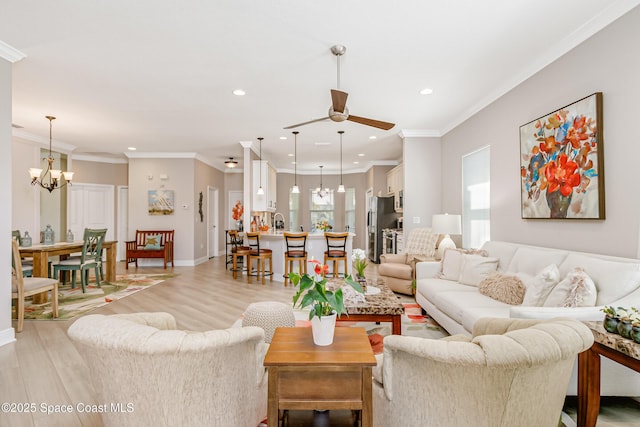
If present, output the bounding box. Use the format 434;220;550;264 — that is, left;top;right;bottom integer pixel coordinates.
617;318;633;339
631;324;640;344
66;229;74;242
43;224;55;245
356;275;367;292
545;190;572;219
310;312;337;346
603;315;620;333
21;231;32;247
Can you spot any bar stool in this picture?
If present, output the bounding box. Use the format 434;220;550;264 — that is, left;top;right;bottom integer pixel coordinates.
246;232;273;285
324;231;349;278
228;230;251;279
283;232;308;286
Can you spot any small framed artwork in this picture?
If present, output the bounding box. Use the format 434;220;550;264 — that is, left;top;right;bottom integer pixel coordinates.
520;92;604;219
148;189;175;215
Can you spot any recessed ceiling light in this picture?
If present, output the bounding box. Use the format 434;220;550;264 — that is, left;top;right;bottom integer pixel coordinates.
232;89;246;96
291;161;296;165
419;88;433;95
369;136;377;140
353;161;359;164
287;153;294;157
128;147;137;151
358;153;365;157
315;142;331;146
280;136;287;140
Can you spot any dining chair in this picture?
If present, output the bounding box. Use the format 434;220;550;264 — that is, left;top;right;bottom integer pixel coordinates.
11;239;58;332
246;232;273;285
283;232;308;286
53;228;107;292
324;231;349;278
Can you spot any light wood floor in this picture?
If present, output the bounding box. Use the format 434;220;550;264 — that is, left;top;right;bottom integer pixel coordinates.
1;257;638;427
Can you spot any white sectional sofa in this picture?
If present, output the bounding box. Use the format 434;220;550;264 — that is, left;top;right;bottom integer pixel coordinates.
415;240;640;396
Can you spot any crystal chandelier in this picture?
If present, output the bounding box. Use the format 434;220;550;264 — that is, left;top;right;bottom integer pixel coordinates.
29;116;74;193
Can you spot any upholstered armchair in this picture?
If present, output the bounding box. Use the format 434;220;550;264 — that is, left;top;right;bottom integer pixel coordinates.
68;312;268;427
378;227;437;295
372;317;594;427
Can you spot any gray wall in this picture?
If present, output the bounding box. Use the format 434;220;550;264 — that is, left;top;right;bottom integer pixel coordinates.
441;7;640;258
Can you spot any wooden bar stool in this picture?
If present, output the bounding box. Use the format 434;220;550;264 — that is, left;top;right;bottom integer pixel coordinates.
324;231;349;278
283;232;308;286
228;230;251;279
246;232;273;285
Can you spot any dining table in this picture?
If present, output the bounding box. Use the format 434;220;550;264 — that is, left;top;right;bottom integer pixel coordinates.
19;240;117;304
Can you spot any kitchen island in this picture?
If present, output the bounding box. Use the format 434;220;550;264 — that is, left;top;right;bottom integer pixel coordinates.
251;232;354;282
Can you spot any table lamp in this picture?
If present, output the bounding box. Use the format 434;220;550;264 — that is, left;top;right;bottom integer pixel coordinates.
432;213;462;260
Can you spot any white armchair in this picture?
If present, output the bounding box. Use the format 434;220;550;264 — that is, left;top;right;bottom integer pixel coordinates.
68;312;267;427
372;317;593;427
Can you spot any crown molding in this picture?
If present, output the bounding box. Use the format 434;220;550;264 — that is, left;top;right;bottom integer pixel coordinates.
125;152;198;159
399;129;442;139
0;40;26;63
12;129;76;152
72;154;128;164
440;0;640;136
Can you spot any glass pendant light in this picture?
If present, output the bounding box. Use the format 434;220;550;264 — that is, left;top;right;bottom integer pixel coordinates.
337;130;345;193
291;131;300;194
256;137;264;195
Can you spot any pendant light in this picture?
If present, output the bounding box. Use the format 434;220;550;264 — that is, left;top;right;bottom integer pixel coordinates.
29;116;74;192
291;131;300;194
337;130;345;193
316;165;329;198
256;137;264;195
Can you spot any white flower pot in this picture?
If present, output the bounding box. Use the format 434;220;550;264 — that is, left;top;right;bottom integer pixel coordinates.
311;312;337;346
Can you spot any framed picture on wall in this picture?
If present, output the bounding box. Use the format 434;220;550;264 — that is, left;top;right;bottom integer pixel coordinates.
148;189;175;215
520;92;604;219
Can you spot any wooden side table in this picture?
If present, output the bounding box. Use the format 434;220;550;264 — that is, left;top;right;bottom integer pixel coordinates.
264;327;376;427
577;321;640;427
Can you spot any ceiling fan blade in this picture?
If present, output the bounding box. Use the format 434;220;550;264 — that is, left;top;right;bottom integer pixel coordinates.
283;117;330;129
347;115;395;130
330;89;348;114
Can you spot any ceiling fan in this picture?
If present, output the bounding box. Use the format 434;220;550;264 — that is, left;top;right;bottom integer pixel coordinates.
284;45;395;131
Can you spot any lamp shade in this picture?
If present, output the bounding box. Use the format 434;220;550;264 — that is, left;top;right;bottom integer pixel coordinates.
432;214;461;235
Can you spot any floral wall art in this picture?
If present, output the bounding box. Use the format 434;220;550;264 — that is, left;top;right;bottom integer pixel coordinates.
520;92;604;219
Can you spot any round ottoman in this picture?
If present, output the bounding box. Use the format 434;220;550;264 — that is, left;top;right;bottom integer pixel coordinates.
242;301;295;343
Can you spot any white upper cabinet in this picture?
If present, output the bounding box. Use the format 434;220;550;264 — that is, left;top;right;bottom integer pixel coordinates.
252;160;277;212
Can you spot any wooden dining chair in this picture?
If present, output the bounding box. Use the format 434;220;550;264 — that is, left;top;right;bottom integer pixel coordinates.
246;232;273;285
324;232;349;278
11;239;58;332
283;232;308;286
53;228;107;292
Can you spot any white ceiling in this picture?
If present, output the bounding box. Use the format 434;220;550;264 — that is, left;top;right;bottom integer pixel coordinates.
2;0;638;173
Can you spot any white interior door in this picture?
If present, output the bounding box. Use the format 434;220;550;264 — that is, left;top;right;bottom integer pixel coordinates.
207;186;219;258
68;183;115;241
117;186;128;261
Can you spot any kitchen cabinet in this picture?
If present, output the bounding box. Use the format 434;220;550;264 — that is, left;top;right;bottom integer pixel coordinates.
252;160;277;212
386;164;403;212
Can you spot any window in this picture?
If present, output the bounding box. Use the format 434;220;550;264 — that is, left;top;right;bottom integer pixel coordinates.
345;188;356;232
289;191;300;231
310;190;334;231
462;146;490;249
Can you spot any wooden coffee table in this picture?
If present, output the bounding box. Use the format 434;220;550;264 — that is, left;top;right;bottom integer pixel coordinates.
264;327;377;427
331;278;405;335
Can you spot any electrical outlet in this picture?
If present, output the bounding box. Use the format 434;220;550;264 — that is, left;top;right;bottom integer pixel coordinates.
413;216;421;224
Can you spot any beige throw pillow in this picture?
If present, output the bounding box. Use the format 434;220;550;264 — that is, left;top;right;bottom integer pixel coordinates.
439;248;489;281
458;254;499;286
478;273;526;305
544;267;597;307
518;264;561;306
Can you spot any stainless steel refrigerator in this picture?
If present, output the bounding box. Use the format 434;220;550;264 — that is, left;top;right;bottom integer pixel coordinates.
367;196;400;263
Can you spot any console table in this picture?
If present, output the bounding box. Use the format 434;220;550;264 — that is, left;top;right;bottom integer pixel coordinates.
264;327;376;427
577;321;640;427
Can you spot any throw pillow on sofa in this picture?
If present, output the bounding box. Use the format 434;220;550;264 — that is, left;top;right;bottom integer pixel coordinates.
518;264;561;306
439;248;489;281
544;267;597;308
458;254;499;286
478;273;525;305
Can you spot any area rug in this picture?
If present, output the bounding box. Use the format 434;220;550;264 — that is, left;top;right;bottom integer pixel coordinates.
14;273;175;321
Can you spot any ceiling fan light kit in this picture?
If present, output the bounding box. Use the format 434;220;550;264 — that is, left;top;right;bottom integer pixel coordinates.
224;157;238;168
284;45;395;131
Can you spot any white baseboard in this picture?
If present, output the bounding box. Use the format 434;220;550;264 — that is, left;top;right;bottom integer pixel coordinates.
0;327;16;347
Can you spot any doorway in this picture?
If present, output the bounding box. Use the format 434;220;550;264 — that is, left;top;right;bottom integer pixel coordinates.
207;186;219;258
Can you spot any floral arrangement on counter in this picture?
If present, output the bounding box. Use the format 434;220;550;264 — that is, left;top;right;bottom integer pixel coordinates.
601;306;640;343
314;220;333;232
231;200;244;221
351;248;368;279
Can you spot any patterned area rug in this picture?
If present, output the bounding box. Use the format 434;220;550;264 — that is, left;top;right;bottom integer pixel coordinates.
14;273;174;321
